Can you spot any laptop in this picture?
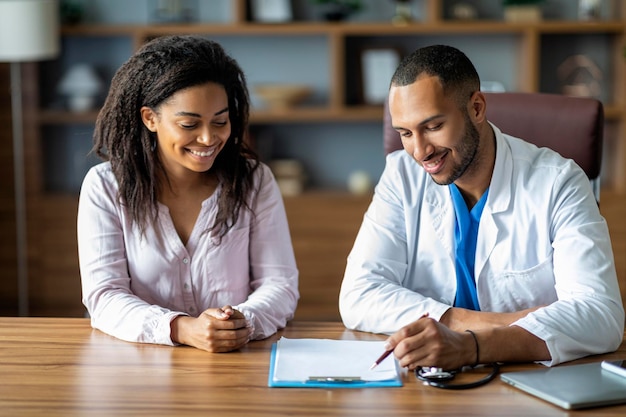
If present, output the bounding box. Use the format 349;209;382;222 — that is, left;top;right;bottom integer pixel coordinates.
500;361;626;410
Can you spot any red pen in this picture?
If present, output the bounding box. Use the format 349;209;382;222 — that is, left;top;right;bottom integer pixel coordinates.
369;313;429;370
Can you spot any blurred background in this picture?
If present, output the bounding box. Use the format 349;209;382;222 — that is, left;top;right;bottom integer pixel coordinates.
0;0;624;320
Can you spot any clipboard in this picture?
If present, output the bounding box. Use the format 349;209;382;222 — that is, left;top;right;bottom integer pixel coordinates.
267;337;403;388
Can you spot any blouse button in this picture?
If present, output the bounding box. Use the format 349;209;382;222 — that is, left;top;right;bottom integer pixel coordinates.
182;258;189;264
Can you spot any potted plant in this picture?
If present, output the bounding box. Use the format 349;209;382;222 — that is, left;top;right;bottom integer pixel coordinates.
311;0;363;22
503;0;544;22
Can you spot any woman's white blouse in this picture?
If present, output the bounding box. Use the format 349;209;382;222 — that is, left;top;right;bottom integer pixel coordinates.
78;161;299;345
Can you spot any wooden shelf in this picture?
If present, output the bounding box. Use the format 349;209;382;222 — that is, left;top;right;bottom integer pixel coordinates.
36;106;385;125
37;104;624;126
251;105;383;123
61;20;626;37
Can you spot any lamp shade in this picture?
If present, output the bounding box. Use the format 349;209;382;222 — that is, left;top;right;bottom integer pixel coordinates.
0;0;60;62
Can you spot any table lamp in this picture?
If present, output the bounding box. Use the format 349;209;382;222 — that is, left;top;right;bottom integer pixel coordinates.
0;0;60;316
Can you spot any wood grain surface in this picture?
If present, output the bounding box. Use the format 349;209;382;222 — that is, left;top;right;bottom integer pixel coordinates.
1;318;625;417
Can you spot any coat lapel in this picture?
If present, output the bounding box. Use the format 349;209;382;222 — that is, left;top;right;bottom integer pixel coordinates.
424;180;456;265
475;124;513;282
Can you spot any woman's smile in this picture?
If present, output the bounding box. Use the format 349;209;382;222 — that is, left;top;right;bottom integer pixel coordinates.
187;146;217;158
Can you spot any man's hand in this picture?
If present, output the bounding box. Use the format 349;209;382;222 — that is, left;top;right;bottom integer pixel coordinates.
385;316;476;371
385;311;550;370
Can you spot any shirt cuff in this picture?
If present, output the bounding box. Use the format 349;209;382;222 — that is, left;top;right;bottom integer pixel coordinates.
162;312;189;346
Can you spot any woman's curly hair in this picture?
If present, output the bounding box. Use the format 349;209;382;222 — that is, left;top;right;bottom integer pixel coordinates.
92;35;259;240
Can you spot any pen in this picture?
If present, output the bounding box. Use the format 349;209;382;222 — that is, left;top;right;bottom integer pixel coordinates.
369;313;429;370
369;349;393;370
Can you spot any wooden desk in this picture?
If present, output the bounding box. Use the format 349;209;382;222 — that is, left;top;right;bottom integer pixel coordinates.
1;318;625;416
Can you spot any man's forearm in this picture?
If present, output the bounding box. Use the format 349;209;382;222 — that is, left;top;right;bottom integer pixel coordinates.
476;325;550;363
440;308;550;363
440;306;542;332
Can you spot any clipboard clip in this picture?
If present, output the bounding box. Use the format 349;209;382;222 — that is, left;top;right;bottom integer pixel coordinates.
307;376;362;383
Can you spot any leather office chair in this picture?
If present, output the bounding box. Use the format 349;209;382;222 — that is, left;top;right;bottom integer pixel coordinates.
383;92;604;201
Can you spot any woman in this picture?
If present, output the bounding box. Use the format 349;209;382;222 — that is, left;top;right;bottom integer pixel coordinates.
77;35;299;352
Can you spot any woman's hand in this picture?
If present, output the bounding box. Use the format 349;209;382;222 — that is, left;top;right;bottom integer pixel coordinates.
170;305;252;352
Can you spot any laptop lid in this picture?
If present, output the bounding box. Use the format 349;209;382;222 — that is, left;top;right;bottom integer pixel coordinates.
500;361;626;410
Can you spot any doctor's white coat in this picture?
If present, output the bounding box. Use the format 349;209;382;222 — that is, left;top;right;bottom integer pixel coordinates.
339;124;624;366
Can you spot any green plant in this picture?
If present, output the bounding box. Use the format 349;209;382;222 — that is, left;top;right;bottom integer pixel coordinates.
311;0;364;21
502;0;545;6
502;0;544;5
60;0;84;25
312;0;363;14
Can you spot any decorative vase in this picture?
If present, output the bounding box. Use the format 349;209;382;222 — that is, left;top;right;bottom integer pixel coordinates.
57;64;103;112
392;0;412;25
503;5;542;22
578;0;602;20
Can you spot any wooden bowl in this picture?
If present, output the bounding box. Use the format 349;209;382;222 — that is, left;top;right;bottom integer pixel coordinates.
254;84;312;109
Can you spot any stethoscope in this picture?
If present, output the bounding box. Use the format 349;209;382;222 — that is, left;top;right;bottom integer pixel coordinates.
416;363;500;389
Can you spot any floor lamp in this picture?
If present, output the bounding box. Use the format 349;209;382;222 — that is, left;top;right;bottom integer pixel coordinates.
0;0;60;316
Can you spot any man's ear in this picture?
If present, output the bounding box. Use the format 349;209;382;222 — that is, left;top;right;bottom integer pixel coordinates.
469;91;487;123
140;106;158;132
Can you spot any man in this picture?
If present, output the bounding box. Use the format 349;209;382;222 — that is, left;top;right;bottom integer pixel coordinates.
339;45;624;370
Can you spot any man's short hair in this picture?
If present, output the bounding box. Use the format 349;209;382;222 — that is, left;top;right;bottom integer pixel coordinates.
391;44;480;108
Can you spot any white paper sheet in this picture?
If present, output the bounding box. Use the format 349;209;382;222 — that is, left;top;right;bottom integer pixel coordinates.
272;337;399;382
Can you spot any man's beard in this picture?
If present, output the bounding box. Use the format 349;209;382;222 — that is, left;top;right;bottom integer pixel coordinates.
431;113;480;186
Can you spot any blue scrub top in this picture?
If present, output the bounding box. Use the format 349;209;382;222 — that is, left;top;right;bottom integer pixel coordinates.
449;184;489;311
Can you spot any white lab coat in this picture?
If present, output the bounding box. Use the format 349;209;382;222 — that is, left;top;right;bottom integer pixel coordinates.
339;124;624;366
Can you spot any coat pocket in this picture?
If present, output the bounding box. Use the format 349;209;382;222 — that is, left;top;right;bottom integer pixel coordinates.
480;255;557;311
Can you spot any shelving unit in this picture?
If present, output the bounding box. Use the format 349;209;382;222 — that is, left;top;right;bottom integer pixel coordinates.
49;20;626;114
37;1;626;189
16;0;626;317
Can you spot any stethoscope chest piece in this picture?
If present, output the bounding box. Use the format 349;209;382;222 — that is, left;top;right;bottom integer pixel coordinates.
417;367;456;382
